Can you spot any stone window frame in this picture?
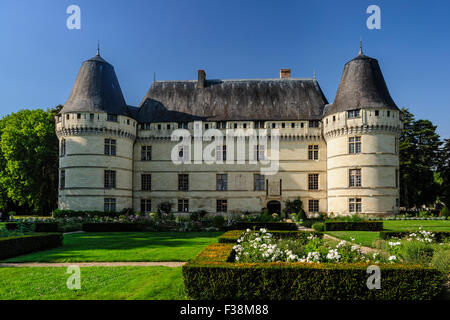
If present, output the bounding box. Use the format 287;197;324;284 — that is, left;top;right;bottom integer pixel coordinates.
348;136;361;154
254;174;265;191
254;145;265;161
104;198;116;212
106;114;118;122
349;168;362;187
104;170;116;189
216;199;228;213
141;174;152;191
178;199;189;212
60;169;65;189
347;109;361;119
141;146;152;161
216;174;228;191
308;173;319;190
140;199;151;213
104;139;117;156
178;174;189;191
349;198;362;213
60;139;66;157
308;199;319;213
308;145;319;160
216;145;227;161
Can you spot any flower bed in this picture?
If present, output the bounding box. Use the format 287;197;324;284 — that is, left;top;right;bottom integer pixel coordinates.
218;230;322;244
380;230;450;243
231;222;298;231
182;243;444;300
0;233;63;260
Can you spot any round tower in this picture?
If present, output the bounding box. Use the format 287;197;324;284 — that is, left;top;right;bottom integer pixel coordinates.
55;51;137;212
323;49;402;216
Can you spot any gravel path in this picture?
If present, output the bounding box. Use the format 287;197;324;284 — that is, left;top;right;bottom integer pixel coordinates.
0;262;185;268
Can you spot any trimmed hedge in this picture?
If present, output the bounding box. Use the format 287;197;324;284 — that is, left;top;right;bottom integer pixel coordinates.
232;222;298;231
82;223;146;232
218;230;323;244
325;221;383;231
182;243;444;300
3;222;58;232
0;233;63;260
4;222;17;231
380;231;450;242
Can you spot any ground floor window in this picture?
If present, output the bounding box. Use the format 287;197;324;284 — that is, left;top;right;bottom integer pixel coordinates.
104;198;116;212
349;198;362;213
217;199;227;213
254;174;265;191
308;199;319;213
140;199;151;213
178;199;189;212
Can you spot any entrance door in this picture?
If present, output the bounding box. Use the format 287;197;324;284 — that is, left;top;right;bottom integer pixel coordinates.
267;201;281;215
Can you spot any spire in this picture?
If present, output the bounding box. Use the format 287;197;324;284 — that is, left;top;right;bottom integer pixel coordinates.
313;68;316;80
359;37;363;55
97;41;100;56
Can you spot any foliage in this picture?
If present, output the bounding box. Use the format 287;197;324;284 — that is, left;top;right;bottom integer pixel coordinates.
285;198;306;220
233;221;297;231
312;222;325;232
324;221;383;231
442;206;449;219
0;233;62;260
398;240;435;265
158;201;173;215
431;247;450;274
437;139;450;206
212;215;225;229
399;108;442;208
183;243;444;300
380;231;450;243
0;109;59;214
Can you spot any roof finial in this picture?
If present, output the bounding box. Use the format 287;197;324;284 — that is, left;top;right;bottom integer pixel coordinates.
97;41;100;56
154;72;156;82
359;37;363;55
313;68;316;80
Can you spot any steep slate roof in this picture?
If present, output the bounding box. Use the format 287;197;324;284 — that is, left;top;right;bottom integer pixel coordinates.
138;78;329;122
324;52;399;116
61;54;130;116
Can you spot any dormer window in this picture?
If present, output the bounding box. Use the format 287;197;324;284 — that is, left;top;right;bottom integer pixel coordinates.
107;114;118;122
77;114;81;119
347;109;360;118
387;111;391;117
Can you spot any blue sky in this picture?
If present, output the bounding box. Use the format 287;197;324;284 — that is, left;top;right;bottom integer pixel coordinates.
0;0;449;138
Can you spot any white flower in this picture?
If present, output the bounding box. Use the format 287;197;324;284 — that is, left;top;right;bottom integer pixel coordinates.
388;255;397;261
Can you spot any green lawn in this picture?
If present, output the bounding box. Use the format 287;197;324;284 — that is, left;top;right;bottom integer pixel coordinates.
0;266;186;300
325;231;380;247
3;232;222;262
383;220;450;231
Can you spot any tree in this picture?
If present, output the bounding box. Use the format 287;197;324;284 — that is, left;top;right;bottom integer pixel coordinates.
0;109;59;214
399;108;442;208
438;139;450;206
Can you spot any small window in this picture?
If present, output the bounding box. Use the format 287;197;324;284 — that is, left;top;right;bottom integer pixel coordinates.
90;114;94;120
387;111;391;117
216;174;228;191
167;124;171;130
205;123;209;129
141;174;151;191
178;174;189;191
243;123;247;129
57;115;62;122
217;200;227;213
66;114;70;120
349;198;362;213
104;139;117;156
349;169;362;187
301;122;304;128
60;170;65;189
77;114;81;119
272;123;276;128
281;123;285;128
254;145;265;161
308;200;319;213
104;170;116;189
375;110;379;116
141;146;152;161
157;124;161;130
127;119;130;125
216;145;227;161
104;198;116;212
60;139;66;157
395;169;399;188
140;199;151;213
178;199;189;212
254;174;265;191
333;116;336;121
234;123;238;129
348;109;361;118
309;121;319;128
308;145;319;160
308;174;319;190
291;123;295;128
349;136;361;154
107;114;118;122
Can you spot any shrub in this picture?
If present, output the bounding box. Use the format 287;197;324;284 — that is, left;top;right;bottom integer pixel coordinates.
312;222;325;232
0;233;63;260
233;222;297;231
183;243;444;300
0;212;10;222
442;206;449;219
158;202;173;215
212;215;225;229
431;248;450;274
380;231;450;243
324;221;383;231
218;230;322;244
399;240;435;265
34;223;59;232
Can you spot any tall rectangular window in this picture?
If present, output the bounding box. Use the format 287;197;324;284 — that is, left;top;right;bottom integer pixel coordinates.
395;137;399;154
140;199;151;213
217;200;227;213
349;169;362;187
254;174;265;191
349;198;362;213
178;146;190;161
178;199;189;212
60;170;65;189
60;139;66;157
308;200;319;212
349;136;361;154
104;198;116;212
395;169;399;188
104;139;116;156
216;174;228;191
141;174;151;191
104;170;116;189
254;145;265;161
347;109;361;118
216;145;227;161
308;145;319;160
308;174;319;190
178;174;189;191
141;146;152;161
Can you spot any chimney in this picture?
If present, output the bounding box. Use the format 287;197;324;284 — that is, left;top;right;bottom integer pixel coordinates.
280;69;291;79
197;70;206;88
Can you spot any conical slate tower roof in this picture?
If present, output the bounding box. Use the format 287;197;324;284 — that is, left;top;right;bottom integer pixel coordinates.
324;50;399;116
61;52;128;115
